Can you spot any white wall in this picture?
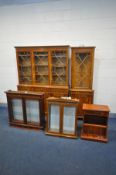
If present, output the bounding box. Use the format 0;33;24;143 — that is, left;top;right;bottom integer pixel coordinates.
0;0;116;113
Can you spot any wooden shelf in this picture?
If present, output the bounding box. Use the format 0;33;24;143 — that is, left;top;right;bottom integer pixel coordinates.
35;64;48;66
81;133;108;142
83;123;107;128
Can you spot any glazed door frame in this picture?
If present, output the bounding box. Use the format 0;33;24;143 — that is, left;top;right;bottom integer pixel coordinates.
46;100;78;138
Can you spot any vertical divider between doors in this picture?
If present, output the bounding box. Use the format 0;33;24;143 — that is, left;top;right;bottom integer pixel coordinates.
60;104;64;134
22;98;27;124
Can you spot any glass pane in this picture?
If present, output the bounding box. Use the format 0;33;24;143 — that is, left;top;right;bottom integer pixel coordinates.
12;99;23;121
18;51;32;84
75;52;91;88
26;100;40;123
34;51;49;84
49;105;60;132
51;50;67;85
63;106;76;134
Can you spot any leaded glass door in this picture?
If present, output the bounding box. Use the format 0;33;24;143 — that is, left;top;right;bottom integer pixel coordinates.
17;51;32;84
51;50;68;85
34;51;49;85
71;47;95;89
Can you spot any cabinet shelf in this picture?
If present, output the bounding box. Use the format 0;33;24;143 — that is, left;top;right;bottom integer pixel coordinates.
19;65;31;67
35;73;48;76
83;123;107;128
35;64;48;66
20;75;31;77
52;65;66;68
81;133;108;142
52;74;66;76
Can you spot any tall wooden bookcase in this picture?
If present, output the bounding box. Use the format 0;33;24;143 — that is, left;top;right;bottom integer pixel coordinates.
16;46;95;116
70;47;95;116
16;46;69;113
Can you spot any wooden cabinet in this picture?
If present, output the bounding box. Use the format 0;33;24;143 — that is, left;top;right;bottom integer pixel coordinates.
81;104;110;142
16;46;69;87
45;97;79;138
5;90;45;130
71;47;95;116
16;46;69;114
16;46;95;117
70;89;94;116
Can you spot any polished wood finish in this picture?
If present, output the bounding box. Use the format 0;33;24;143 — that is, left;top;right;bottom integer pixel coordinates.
81;103;110;142
70;89;94;116
17;84;69;115
71;47;95;116
16;46;69;114
16;46;69;87
46;97;79;138
5;90;45;130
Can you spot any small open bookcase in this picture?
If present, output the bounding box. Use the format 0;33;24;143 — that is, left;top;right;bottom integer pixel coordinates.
81;103;110;142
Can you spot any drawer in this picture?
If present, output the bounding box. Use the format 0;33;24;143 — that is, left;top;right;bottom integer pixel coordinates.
84;110;108;117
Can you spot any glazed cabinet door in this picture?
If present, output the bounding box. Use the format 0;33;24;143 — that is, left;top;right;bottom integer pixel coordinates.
25;99;40;124
47;104;60;133
8;97;24;123
46;98;78;138
16;50;32;84
71;47;95;89
51;48;68;86
33;50;49;85
62;106;77;135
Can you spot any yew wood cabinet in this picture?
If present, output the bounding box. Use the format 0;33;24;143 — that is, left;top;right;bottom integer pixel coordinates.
15;46;95;116
16;46;69;114
45;97;79;139
5;90;45;130
71;47;95;116
81;104;110;142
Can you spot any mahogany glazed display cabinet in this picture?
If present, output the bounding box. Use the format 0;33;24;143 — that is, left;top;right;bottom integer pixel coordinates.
45;97;79;138
5;90;45;130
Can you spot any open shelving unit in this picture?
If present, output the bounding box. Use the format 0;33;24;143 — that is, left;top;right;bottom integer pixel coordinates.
81;103;110;142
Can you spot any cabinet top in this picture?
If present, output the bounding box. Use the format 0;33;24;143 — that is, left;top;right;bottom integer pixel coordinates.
47;97;79;103
15;45;70;49
5;90;44;96
83;103;110;112
71;46;95;49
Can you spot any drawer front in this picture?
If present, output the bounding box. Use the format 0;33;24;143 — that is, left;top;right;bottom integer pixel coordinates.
84;110;109;117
